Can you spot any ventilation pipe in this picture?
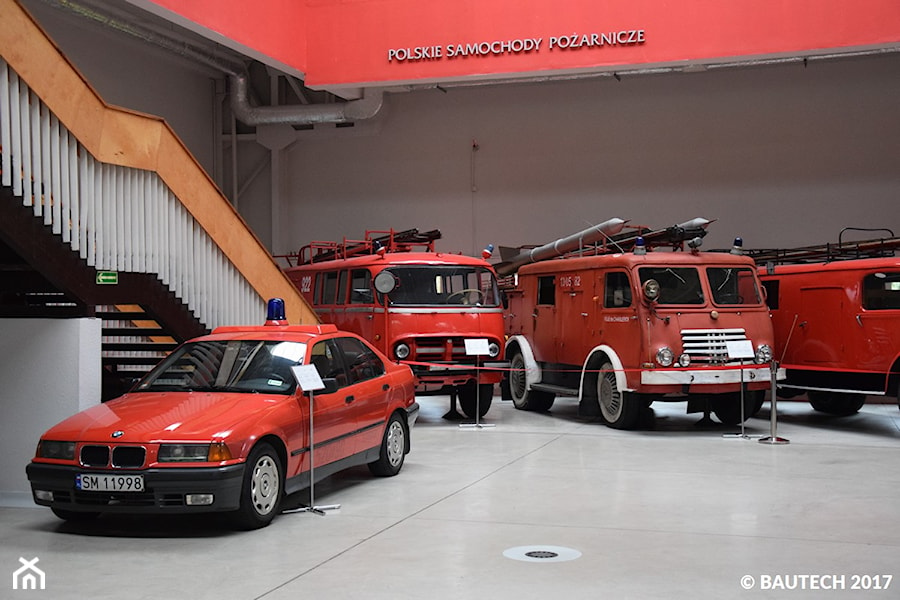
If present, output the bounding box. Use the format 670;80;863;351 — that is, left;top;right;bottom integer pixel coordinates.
37;0;385;126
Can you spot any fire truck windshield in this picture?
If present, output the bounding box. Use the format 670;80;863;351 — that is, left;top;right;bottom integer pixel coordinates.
639;267;704;305
380;265;501;307
638;266;763;306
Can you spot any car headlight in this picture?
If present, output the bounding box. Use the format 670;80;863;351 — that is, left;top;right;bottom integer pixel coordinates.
488;342;501;358
755;344;774;364
656;347;675;367
395;343;410;360
677;353;691;368
38;440;75;460
158;444;211;462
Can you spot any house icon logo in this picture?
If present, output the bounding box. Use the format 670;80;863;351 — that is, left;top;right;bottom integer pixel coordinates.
13;557;46;590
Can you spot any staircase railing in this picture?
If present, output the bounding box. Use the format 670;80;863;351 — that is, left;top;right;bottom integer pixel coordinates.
0;0;315;329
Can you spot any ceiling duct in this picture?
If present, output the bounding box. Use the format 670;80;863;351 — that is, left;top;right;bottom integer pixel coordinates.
35;0;384;126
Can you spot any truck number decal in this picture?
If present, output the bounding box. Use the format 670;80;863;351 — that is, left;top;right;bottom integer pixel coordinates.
300;276;312;293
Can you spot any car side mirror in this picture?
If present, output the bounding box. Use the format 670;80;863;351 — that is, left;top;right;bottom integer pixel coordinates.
308;378;340;395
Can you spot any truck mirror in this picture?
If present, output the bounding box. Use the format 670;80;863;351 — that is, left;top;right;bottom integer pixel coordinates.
374;271;397;294
642;279;661;302
501;290;509;309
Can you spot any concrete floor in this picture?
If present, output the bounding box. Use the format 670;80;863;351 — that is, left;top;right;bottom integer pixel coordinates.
3;395;899;599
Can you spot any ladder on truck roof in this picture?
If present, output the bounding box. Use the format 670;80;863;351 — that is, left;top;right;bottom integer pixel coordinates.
278;228;442;267
746;228;900;265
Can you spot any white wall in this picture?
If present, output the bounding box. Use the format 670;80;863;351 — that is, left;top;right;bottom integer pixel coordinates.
281;53;900;256
0;319;101;506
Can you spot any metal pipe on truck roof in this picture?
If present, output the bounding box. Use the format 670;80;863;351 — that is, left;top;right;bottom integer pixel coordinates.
496;218;627;276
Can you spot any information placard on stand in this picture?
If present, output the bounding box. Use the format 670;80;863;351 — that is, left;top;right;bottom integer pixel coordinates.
283;364;341;516
722;340;762;440
460;338;496;430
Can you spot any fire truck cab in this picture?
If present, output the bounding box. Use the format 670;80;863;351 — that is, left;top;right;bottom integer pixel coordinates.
754;234;900;415
501;218;782;430
282;229;507;418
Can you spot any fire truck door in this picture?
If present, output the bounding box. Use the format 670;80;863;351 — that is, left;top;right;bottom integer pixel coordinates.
557;273;588;366
532;275;558;364
797;287;844;363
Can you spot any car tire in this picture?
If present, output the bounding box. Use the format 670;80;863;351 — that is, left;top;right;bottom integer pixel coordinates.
598;361;639;429
508;351;554;411
232;442;282;530
808;391;866;416
51;507;100;521
368;413;407;477
458;381;494;418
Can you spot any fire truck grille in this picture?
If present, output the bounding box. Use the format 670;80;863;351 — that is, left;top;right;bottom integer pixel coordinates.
411;338;478;364
681;329;748;365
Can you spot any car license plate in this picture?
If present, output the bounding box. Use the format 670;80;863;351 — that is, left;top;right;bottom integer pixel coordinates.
76;473;144;492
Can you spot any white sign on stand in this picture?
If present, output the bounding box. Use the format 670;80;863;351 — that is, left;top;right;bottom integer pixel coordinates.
291;364;324;392
725;340;755;360
723;339;760;440
285;364;340;516
460;338;495;430
464;338;491;356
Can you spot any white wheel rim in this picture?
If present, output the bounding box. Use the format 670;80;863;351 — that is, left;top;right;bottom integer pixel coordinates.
250;454;280;516
386;421;405;467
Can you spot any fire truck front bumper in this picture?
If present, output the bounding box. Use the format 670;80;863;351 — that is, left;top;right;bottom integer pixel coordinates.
641;366;786;387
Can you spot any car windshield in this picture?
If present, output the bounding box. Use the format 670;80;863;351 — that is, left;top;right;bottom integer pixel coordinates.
380;265;501;306
136;340;307;394
707;267;762;305
639;267;705;305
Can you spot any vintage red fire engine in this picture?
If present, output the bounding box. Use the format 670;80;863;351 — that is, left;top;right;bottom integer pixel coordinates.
500;218;783;429
754;234;900;415
282;229;507;418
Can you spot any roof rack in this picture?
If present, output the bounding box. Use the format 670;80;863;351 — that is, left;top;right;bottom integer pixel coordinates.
746;228;900;265
277;229;442;266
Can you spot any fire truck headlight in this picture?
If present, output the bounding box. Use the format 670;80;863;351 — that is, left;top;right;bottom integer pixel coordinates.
643;279;661;302
677;353;691;367
656;347;675;367
755;344;774;364
488;342;501;358
395;343;410;360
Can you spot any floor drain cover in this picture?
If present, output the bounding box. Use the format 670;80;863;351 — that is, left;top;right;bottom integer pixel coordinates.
503;545;582;563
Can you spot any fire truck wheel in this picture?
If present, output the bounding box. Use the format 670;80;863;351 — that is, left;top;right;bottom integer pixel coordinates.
711;392;761;425
508;352;554;411
458;382;494;418
598;361;640;429
807;392;866;416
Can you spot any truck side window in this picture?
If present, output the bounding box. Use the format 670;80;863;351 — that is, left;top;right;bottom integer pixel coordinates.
762;280;780;310
863;272;900;310
537;276;555;305
350;269;373;304
604;272;632;308
337;270;349;304
322;271;339;305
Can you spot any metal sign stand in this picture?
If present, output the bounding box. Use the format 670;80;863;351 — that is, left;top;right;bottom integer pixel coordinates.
759;360;790;445
459;338;496;430
722;340;763;440
284;365;341;516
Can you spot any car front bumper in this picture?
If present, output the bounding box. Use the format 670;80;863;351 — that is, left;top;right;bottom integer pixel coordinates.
25;462;245;514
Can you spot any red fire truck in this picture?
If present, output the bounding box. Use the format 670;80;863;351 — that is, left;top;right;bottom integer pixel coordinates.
500;218;783;430
752;232;900;415
281;229;507;418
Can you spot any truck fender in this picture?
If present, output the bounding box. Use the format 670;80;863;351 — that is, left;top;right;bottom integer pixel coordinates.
579;345;632;399
504;335;542;389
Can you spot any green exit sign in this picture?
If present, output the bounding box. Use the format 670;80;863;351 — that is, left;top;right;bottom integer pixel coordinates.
96;271;118;285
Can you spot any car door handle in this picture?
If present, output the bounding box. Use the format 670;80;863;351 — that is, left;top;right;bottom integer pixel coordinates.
345;395;354;404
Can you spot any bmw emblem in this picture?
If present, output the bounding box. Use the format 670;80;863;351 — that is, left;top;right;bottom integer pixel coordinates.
111;430;125;438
